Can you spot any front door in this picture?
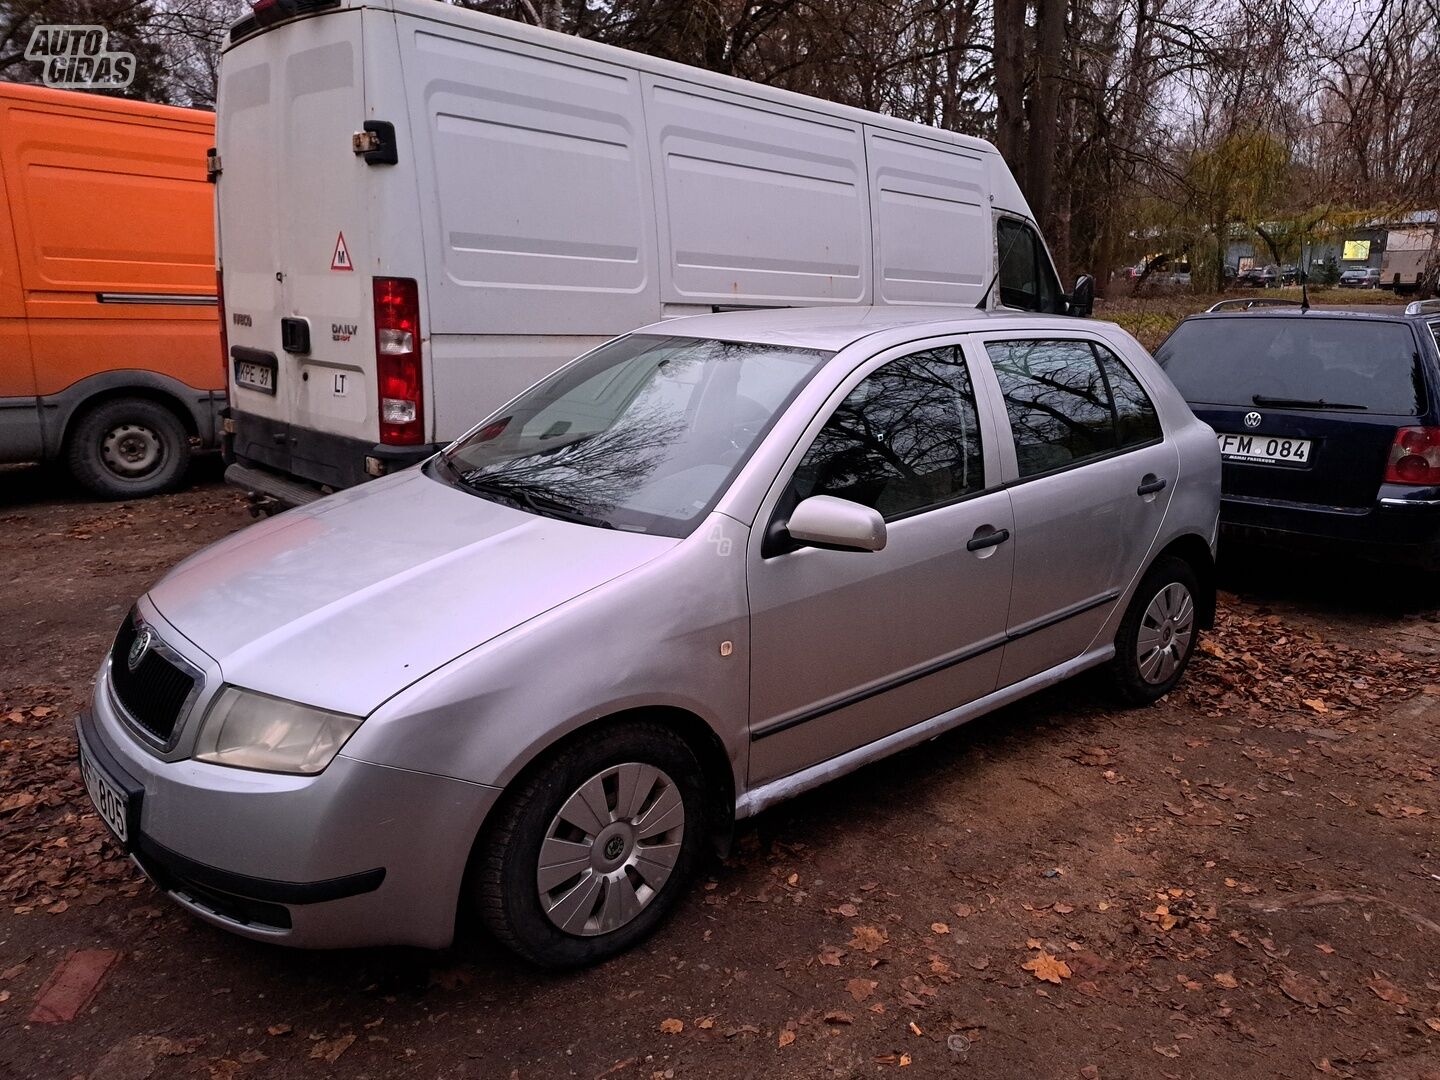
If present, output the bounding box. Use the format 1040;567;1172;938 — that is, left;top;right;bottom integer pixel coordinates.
747;342;1016;785
969;334;1177;686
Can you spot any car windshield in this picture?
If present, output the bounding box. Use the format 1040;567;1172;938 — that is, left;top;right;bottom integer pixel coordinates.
435;334;832;537
1155;317;1424;415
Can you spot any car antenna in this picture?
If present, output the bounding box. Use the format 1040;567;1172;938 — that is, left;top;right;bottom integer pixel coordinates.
1299;244;1311;313
976;230;1023;310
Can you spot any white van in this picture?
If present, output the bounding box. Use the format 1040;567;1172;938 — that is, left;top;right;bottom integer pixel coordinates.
216;0;1091;506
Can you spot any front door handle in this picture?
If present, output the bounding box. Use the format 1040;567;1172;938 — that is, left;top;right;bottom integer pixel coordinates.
966;526;1010;551
1137;475;1168;496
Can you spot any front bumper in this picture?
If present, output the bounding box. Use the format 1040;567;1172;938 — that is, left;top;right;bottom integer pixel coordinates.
1220;489;1440;568
79;686;502;949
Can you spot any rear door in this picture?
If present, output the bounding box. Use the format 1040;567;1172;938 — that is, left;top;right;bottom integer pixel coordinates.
217;9;375;474
970;333;1176;686
1155;315;1427;509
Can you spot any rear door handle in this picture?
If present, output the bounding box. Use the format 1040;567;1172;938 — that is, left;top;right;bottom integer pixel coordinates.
966;526;1010;551
1137;476;1168;496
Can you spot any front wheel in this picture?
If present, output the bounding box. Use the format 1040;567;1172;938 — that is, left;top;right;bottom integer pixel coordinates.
1108;556;1199;705
471;721;709;969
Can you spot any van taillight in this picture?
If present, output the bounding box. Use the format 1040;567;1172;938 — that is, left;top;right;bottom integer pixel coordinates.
1384;427;1440;485
373;277;424;446
216;268;229;389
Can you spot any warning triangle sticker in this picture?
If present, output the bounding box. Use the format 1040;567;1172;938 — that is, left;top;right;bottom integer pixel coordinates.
330;231;353;272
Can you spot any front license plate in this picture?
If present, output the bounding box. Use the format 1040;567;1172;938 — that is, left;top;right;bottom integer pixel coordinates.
234;359;276;394
79;738;131;847
1218;432;1312;465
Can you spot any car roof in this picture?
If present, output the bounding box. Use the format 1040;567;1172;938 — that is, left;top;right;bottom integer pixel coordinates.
1185;305;1434;325
634;305;1088;352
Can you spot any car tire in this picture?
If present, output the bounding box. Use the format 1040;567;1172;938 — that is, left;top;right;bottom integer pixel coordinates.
1108;555;1200;706
472;721;709;969
67;397;191;499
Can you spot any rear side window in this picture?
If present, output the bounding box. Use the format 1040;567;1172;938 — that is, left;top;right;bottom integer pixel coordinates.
1155;317;1424;415
793;346;983;519
987;339;1160;478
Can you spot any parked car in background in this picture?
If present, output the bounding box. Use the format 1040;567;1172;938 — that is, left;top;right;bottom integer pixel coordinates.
1338;266;1381;289
215;0;1089;513
1280;265;1300;286
78;306;1219;966
1155;300;1440;567
0;83;222;498
1237;264;1281;288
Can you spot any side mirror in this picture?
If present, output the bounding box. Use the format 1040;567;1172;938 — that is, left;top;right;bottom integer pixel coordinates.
1068;274;1095;318
786;495;887;552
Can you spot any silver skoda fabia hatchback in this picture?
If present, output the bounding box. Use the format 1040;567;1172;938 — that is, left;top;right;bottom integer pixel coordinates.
79;307;1220;967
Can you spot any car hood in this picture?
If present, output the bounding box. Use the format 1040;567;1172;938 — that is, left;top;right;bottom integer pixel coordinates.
147;469;676;716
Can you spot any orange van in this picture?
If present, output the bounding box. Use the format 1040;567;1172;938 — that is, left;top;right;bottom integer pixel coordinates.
0;82;222;498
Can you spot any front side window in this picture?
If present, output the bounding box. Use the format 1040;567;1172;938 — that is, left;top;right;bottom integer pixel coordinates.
988;339;1158;478
997;219;1062;313
791;346;984;519
438;334;832;537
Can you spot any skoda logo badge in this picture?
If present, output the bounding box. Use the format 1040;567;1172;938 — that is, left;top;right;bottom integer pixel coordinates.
127;628;153;672
1243;411;1262;429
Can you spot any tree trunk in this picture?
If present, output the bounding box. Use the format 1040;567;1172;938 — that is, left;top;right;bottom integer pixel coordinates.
1023;0;1066;229
993;0;1028;189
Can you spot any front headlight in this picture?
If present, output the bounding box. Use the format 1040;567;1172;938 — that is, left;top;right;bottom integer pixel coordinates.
193;686;362;775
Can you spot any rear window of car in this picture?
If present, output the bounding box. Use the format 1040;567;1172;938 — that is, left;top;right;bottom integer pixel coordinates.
1155;316;1425;415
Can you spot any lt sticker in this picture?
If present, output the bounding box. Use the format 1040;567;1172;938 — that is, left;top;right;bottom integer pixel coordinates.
330;232;353;272
332;372;349;397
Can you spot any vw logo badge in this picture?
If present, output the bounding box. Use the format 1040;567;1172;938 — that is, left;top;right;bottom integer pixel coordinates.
1243;411;1262;429
127;628;153;672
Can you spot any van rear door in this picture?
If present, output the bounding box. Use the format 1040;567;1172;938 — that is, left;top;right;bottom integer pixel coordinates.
218;8;375;488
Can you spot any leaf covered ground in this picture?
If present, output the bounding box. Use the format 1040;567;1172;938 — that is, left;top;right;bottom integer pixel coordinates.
3;469;1440;1079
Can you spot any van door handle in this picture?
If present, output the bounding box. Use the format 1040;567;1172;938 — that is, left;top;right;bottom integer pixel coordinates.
1137;475;1168;496
966;526;1010;551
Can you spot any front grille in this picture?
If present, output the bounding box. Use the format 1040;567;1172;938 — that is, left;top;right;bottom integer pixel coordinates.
109;614;194;744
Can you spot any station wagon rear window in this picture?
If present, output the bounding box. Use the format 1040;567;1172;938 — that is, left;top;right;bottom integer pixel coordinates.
1156;317;1424;416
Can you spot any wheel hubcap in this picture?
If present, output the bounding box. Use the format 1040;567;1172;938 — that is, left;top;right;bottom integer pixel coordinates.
537;762;685;937
1137;582;1195;685
101;423;163;478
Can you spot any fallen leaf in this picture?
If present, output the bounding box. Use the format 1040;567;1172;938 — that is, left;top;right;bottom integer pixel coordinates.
1302;698;1329;713
659;1018;684;1035
930;922;949;935
265;1024;292;1037
899;1054;912;1067
308;1034;356;1063
1213;972;1238;989
846;978;877;1002
823;1010;853;1025
1424;1018;1440;1033
1022;953;1072;985
1367;976;1409;1005
778;1029;795;1048
817;945;844;967
696;1016;715;1030
849;925;888;953
835;902;859;918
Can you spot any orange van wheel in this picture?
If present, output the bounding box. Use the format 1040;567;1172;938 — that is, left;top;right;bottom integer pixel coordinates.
66;397;191;500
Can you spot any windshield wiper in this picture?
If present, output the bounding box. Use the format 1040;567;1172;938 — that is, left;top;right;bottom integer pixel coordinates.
1252;395;1368;411
460;475;615;529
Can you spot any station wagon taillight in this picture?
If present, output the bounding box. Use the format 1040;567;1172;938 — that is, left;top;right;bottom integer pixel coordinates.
373;277;424;446
1384;427;1440;485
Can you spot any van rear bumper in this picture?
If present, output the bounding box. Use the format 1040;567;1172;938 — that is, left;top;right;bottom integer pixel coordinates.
224;409;438;506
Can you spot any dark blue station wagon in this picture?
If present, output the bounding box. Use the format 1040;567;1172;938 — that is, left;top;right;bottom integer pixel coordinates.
1155;301;1440;567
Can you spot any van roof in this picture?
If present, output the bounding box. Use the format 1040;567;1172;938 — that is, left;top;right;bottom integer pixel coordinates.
637;305;1088;352
0;82;213;128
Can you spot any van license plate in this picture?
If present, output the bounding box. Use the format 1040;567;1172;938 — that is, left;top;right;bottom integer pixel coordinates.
79;739;131;847
1218;433;1312;465
235;359;276;394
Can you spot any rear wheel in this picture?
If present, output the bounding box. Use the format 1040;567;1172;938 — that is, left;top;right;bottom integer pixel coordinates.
1109;556;1199;705
67;397;191;499
472;721;708;969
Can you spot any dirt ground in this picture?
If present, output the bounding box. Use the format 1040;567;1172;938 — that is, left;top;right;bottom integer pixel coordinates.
4;462;1440;1080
